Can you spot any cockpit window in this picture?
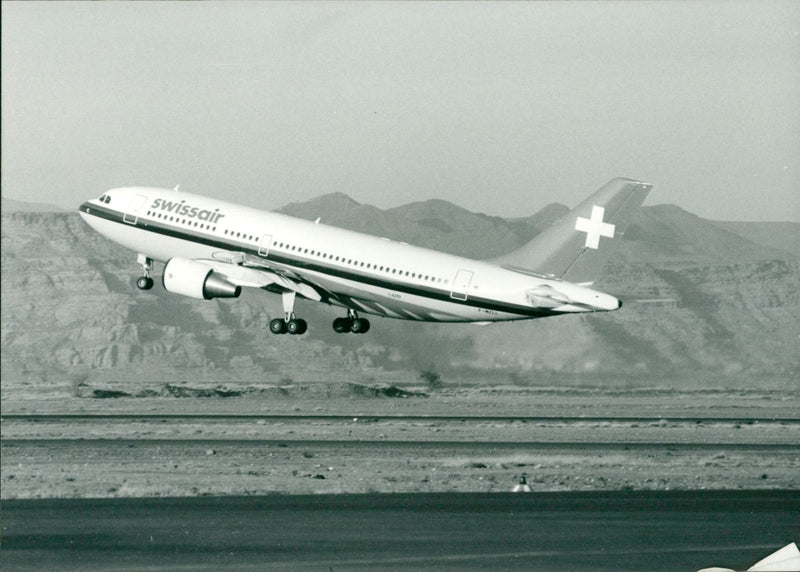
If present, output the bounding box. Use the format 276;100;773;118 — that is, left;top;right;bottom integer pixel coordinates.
98;195;111;204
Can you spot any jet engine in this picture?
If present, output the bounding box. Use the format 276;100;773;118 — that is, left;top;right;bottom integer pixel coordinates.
162;257;241;300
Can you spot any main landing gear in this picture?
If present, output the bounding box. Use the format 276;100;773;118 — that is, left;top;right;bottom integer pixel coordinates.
332;309;370;334
269;316;308;335
136;254;154;290
269;291;308;335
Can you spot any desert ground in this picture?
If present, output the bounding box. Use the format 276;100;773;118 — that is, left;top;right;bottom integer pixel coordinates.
2;382;798;499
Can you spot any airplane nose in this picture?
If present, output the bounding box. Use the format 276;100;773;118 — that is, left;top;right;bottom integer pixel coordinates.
618;299;623;309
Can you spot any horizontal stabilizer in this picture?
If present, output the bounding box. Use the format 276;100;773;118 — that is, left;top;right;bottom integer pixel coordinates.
492;178;652;283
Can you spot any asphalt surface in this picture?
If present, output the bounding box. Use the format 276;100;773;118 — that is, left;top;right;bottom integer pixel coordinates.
3;490;798;571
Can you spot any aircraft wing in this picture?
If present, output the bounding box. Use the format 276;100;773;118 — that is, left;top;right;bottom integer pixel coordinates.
203;251;323;302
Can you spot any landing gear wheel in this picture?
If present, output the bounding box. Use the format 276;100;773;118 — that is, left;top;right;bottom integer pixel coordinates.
332;315;370;334
287;319;308;335
351;318;370;334
269;318;288;334
277;292;307;336
136;276;154;290
332;317;351;333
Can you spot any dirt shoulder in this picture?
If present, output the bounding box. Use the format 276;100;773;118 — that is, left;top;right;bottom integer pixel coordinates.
2;387;798;499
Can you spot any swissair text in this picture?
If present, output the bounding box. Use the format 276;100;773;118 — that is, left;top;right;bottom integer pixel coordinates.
151;198;225;223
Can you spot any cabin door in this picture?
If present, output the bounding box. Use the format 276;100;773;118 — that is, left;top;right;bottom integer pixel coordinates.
450;269;474;301
123;194;148;225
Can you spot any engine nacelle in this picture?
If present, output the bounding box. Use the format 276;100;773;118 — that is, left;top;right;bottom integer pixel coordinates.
162;257;241;300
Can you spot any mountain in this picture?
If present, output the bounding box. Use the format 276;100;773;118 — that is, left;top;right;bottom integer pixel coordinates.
710;221;799;259
1;194;798;395
613;205;797;265
277;193;554;258
2;196;65;213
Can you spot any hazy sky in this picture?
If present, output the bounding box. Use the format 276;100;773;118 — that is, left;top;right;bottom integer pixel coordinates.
2;1;799;221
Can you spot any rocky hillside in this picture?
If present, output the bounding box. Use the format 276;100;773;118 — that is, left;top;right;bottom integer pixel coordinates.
1;195;798;393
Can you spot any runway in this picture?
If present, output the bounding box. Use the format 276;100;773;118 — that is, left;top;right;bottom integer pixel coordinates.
5;414;799;423
3;490;798;571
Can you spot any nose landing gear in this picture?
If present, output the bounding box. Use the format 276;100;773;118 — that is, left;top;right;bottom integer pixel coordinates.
136;254;154;290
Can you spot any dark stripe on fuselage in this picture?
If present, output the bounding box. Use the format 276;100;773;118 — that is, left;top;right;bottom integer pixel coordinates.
79;202;558;319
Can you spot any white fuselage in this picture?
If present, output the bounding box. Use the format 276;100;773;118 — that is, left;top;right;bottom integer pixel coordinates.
78;187;621;323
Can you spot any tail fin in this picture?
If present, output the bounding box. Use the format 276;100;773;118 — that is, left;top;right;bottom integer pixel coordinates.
492;178;652;283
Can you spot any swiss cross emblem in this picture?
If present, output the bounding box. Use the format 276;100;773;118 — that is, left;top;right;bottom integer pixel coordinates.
575;205;615;249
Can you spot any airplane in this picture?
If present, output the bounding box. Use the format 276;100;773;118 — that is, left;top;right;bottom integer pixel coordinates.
78;177;652;335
